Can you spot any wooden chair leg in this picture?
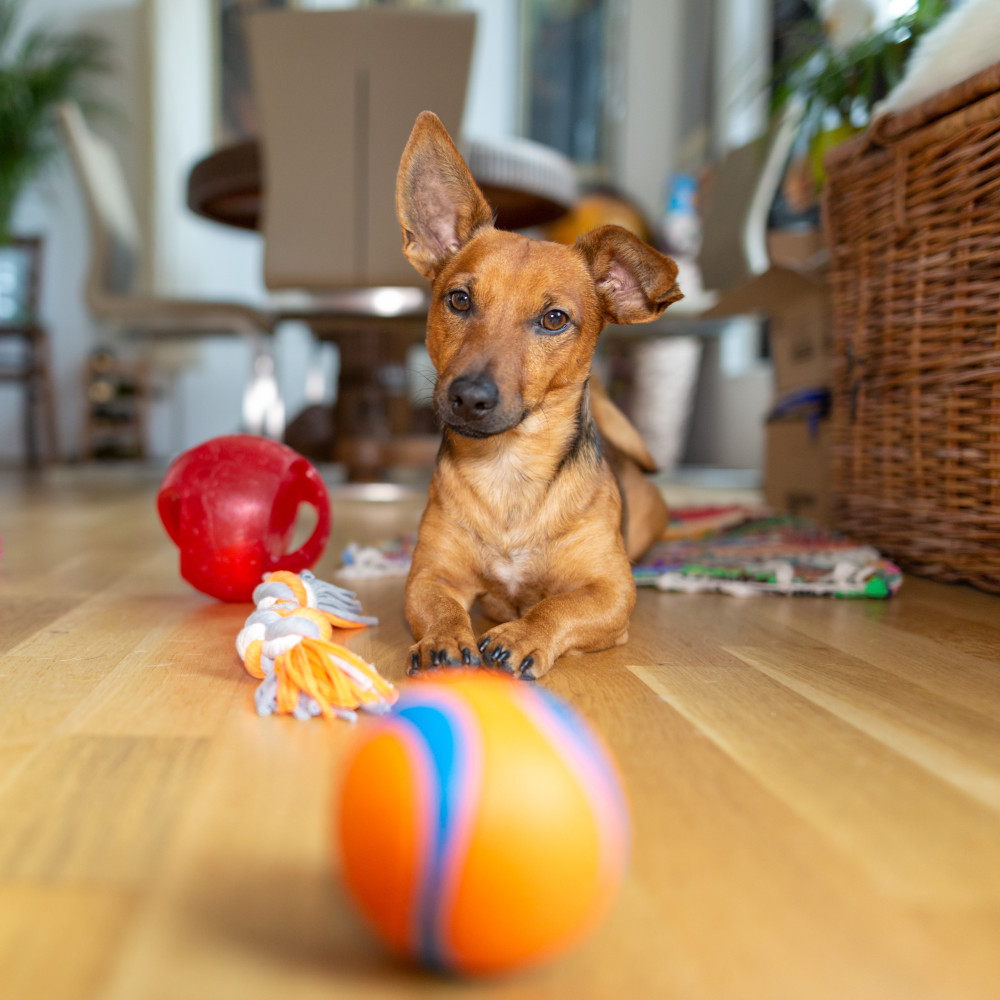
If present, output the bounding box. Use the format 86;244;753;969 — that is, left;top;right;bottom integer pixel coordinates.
22;326;58;466
23;376;40;467
37;328;58;463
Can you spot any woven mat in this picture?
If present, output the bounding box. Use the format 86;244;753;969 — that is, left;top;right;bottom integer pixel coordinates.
638;509;902;598
336;510;902;599
338;534;417;579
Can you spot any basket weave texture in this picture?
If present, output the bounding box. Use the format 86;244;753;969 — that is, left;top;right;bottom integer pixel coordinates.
822;62;1000;592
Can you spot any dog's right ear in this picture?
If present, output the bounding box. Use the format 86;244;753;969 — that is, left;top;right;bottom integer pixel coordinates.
576;225;682;325
396;112;494;281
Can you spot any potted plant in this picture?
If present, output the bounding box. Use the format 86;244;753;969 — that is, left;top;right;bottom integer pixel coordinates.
773;0;950;187
0;0;112;243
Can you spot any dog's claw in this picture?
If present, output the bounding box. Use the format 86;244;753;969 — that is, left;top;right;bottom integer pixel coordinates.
474;636;540;678
518;657;539;680
410;643;484;673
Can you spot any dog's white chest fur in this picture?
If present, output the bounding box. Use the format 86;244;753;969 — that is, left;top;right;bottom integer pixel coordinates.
488;548;531;594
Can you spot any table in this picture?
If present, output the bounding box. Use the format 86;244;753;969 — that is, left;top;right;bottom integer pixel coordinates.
187;138;575;234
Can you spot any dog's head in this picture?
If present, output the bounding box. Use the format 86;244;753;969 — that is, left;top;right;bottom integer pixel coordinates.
396;112;682;439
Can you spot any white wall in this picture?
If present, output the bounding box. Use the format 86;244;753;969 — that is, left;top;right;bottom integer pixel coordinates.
714;0;771;153
143;0;279;458
5;0;145;463
609;0;686;223
147;0;265;302
460;0;520;141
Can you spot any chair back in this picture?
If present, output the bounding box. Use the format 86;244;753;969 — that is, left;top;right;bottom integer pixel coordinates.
0;236;42;328
247;7;475;291
697;102;803;292
57;103;141;311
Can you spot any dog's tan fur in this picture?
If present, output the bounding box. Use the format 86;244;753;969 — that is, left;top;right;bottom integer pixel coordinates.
397;112;681;679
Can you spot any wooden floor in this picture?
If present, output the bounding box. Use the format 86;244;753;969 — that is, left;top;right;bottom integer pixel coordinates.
1;465;999;1000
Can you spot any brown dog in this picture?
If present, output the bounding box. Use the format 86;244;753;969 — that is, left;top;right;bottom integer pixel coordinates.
397;112;682;679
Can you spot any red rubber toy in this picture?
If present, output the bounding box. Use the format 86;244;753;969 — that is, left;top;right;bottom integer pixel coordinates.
157;434;331;602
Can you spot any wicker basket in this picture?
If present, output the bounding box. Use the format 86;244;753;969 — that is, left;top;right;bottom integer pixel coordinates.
822;62;1000;592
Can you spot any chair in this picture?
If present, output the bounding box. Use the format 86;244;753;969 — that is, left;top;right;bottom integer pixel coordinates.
0;236;58;465
245;7;477;478
56;102;284;441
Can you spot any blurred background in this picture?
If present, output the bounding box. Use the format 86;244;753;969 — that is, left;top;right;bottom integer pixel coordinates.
0;0;935;502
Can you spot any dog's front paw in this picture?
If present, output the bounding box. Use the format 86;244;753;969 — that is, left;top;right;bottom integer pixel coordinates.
407;634;482;676
477;624;554;680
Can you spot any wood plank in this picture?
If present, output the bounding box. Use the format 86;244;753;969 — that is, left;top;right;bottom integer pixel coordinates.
0;554;213;750
98;712;387;1000
8;550;196;662
0;734;207;885
0;594;87;657
728;636;1000;811
59;623;249;739
0;886;137;1000
628;653;1000;904
570;665;995;1000
903;574;1000;628
756;590;1000;716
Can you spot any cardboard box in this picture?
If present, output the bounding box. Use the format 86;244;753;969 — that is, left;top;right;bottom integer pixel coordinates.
766;228;828;272
765;417;831;524
705;265;833;395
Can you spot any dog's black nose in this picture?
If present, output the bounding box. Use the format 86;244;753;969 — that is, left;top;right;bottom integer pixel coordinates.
448;375;498;421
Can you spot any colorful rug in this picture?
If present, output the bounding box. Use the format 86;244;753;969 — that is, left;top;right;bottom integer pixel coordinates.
637;510;902;599
338;533;417;579
337;510;903;599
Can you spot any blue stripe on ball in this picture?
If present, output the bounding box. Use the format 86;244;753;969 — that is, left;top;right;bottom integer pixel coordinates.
396;700;479;970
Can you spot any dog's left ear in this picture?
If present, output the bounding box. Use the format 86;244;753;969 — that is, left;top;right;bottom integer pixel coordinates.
576;225;683;324
396;111;494;281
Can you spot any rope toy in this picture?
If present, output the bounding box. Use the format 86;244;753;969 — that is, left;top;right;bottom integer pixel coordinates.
236;570;397;722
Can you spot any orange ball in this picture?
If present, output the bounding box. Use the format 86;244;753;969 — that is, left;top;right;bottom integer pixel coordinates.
336;670;631;976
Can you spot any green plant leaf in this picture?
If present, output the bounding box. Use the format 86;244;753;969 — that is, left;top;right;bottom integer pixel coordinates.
770;1;947;158
0;0;113;241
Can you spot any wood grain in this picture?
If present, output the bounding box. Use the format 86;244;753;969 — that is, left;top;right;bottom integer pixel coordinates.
1;466;998;999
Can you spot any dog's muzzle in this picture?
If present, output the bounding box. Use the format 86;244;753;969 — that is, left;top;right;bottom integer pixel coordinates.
439;374;519;437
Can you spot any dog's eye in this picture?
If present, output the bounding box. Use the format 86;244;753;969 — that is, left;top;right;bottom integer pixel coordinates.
448;289;471;313
539;309;570;333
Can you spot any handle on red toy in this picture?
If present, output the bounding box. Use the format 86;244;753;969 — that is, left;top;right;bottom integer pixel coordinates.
271;459;331;573
157;488;183;546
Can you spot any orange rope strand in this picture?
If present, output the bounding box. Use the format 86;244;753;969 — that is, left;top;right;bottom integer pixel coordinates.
235;570;395;720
